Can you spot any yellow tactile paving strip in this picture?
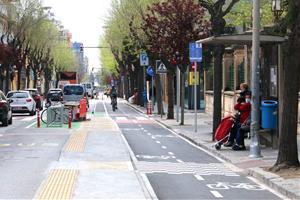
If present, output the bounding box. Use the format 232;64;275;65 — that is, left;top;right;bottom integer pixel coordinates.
64;132;87;152
38;169;79;200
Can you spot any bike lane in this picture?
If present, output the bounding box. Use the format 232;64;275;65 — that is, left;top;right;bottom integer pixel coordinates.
112;101;284;199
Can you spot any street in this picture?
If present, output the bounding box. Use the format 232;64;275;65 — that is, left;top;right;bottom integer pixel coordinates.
0;96;286;199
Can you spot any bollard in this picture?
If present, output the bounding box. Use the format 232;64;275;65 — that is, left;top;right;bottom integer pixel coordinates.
146;102;150;115
37;109;40;128
149;101;152;115
68;110;72;129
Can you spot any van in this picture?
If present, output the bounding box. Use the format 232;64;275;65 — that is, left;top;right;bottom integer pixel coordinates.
82;82;93;98
63;84;85;102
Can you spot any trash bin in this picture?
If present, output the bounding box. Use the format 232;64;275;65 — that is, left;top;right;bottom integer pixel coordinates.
261;100;278;129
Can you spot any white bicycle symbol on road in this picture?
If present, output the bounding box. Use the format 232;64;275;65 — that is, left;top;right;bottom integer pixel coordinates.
207;182;266;191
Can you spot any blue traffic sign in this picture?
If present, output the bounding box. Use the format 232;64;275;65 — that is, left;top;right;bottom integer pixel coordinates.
147;66;154;77
140;52;149;66
189;42;202;62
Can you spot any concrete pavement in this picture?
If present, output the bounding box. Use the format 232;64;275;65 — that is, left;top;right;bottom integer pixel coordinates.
126;101;300;200
34;102;149;200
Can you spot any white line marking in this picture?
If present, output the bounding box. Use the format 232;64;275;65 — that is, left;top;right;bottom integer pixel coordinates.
0;144;10;147
136;116;147;120
127;161;134;171
143;130;148;132
176;159;183;163
168;152;174;155
42;143;59;147
147;133;151;136
28;143;36;147
194;174;205;181
161;146;167;149
116;117;127;120
102;101;108;117
0;134;3;137
156;141;161;144
17;143;23;146
141;127;144;130
93;101;97;114
25;121;36;129
210;191;223;198
151;136;156;139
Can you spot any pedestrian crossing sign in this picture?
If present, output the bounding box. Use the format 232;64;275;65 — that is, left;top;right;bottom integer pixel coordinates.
156;60;167;74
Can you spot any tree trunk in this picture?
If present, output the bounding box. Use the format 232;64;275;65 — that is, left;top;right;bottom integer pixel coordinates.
17;64;21;90
212;45;224;136
124;72;129;100
5;63;10;94
180;71;185;125
44;67;51;96
167;70;175;119
274;1;300;169
155;74;164;115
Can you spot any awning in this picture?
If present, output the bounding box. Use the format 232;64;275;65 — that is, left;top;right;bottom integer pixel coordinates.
197;33;287;45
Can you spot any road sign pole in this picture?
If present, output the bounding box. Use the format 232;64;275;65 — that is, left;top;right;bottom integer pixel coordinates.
152;76;154;111
176;66;180;122
194;62;197;133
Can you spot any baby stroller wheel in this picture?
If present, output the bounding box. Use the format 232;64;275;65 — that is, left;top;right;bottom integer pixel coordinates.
215;143;221;150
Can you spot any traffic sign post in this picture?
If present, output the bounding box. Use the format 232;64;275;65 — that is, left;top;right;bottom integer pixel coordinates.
189;42;202;133
156;60;167;74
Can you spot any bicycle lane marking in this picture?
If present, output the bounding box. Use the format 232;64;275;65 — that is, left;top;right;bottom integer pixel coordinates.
26;121;37;129
210;191;223;198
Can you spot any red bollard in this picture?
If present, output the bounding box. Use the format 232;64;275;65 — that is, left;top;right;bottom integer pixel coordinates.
37;109;40;128
68;110;72;129
150;101;152;115
146;102;149;115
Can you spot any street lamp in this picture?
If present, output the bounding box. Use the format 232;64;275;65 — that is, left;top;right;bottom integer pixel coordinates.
272;0;283;20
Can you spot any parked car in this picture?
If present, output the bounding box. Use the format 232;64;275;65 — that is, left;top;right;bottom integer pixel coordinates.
0;90;13;126
6;91;36;116
63;84;85;102
47;88;63;102
25;88;43;110
82;82;93;98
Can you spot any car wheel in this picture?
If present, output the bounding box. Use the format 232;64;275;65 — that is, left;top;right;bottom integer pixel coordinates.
2;118;8;126
30;109;35;116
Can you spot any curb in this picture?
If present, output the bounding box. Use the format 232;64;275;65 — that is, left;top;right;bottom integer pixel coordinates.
125;101;298;199
247;167;300;200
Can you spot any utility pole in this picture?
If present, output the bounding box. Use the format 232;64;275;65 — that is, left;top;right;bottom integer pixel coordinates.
249;0;262;158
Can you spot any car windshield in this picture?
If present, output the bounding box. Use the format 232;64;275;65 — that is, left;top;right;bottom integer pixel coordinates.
49;90;61;93
86;84;92;89
7;92;29;98
63;86;84;95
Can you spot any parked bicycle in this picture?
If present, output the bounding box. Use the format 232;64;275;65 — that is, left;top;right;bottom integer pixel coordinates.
41;104;72;125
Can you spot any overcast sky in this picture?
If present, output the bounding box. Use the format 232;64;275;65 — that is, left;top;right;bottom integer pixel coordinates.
42;0;112;71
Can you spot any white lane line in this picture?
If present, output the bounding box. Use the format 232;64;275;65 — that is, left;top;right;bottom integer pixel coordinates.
116;117;126;120
176;159;183;163
156;141;161;144
143;130;148;132
147;133;151;136
17;143;23;146
151;136;156;140
194;174;205;181
42;143;59;147
102;101;108;117
161;146;167;149
168;152;174;155
0;144;10;147
210;191;223;198
28;143;36;147
141;127;144;130
0;134;3;137
25;121;36;129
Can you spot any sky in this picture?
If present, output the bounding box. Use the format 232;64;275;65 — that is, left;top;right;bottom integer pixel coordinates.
42;0;112;71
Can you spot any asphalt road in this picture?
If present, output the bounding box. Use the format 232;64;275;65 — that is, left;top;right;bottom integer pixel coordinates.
0;113;70;199
101;99;283;200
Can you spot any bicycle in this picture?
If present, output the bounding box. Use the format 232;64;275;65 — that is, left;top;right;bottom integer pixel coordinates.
41;106;71;125
111;97;117;111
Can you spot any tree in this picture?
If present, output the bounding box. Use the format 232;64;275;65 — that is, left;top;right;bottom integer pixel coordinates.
143;0;210;120
198;0;241;134
272;0;300;170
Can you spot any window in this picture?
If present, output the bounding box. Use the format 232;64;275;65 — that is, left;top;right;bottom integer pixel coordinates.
63;86;84;95
7;92;28;98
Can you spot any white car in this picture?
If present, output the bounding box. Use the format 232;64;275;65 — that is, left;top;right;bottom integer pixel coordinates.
82;82;93;98
6;90;36;116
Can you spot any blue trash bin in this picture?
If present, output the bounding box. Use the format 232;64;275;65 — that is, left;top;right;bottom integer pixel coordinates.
261;100;278;129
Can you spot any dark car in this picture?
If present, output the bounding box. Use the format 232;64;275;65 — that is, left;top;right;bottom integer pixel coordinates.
46;88;63;104
25;88;43;110
0;90;12;126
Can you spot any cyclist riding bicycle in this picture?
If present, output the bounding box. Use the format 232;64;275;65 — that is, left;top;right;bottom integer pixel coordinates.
110;86;117;110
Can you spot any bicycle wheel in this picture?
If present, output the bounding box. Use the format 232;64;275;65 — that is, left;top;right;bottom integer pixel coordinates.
41;109;48;124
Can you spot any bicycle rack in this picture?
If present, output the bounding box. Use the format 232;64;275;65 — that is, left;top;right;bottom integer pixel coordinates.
47;104;64;127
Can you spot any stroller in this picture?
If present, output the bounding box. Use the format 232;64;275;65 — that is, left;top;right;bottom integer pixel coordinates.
214;115;237;150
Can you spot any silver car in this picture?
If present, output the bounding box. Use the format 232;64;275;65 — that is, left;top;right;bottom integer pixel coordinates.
6;91;36;116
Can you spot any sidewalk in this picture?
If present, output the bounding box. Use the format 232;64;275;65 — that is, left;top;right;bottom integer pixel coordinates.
126;101;300;200
35;113;149;199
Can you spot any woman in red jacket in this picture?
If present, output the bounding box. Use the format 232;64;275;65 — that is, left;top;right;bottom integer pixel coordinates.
224;96;251;148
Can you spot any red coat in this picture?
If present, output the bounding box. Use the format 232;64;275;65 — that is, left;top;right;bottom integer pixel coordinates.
234;102;251;123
